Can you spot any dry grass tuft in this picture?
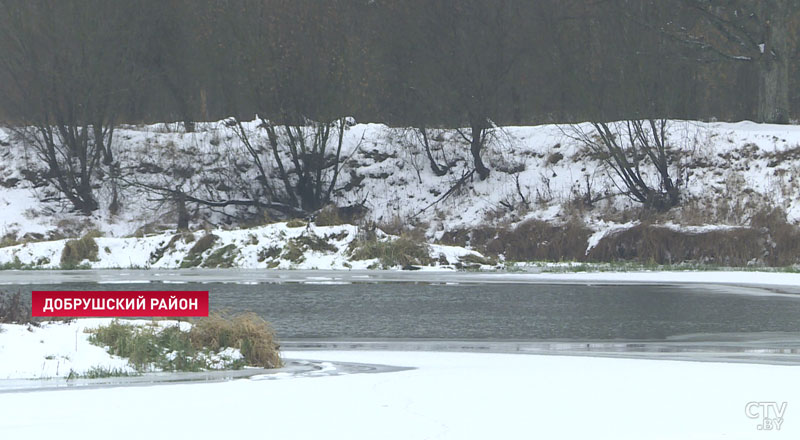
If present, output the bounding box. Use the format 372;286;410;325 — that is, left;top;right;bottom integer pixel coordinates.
750;207;800;266
350;235;433;268
314;205;346;226
587;223;767;266
190;312;282;368
60;233;100;268
0;291;35;325
189;233;218;254
286;219;307;228
486;219;591;262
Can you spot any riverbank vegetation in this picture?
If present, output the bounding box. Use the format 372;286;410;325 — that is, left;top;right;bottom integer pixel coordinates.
0;291;30;326
88;313;282;373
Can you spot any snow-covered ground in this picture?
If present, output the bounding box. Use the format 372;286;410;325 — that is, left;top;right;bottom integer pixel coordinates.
0;319;133;379
0;319;195;379
2;313;798;438
0;222;483;270
0;349;797;439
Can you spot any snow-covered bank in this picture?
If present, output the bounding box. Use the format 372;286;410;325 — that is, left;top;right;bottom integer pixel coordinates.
0;319;134;379
4;119;800;234
486;270;800;290
1;350;797;439
0;120;799;268
0;319;221;379
0;222;484;270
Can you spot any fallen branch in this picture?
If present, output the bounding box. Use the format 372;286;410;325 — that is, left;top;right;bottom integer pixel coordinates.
413;168;475;218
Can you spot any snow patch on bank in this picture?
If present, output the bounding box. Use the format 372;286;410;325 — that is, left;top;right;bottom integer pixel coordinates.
0;222;485;270
0;319;132;379
0;318;222;379
585;221;638;253
1;119;799;242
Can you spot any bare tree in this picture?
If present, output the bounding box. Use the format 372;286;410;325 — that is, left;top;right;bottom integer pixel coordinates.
0;1;139;214
226;117;357;213
172;1;362;216
414;127;449;177
569;119;681;212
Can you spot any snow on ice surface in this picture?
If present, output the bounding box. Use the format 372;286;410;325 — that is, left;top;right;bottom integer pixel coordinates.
0;350;797;439
492;270;800;290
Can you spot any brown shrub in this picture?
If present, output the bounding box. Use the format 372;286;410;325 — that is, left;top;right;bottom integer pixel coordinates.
314;205;345;226
486;219;591;261
60;234;100;268
190;312;282;368
439;226;499;249
547;151;564;165
189;233;218;254
448;206;800;266
314;204;366;226
587;224;768;266
0;291;35;325
750;208;800;266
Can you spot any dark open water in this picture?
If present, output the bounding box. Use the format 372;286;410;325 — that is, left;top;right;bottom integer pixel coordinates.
18;282;800;340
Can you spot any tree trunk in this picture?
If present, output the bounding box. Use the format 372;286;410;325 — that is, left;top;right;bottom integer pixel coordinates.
75;187;98;215
470;122;490;180
419;127;447;177
756;57;790;124
176;191;189;231
756;2;790;124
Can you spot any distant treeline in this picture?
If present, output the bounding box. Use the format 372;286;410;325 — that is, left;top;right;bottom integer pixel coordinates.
0;0;798;127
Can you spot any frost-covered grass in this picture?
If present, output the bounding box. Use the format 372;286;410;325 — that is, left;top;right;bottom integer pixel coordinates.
87;320;221;372
68;366;140;380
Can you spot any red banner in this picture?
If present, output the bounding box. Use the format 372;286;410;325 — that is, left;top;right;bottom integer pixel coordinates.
31;291;209;317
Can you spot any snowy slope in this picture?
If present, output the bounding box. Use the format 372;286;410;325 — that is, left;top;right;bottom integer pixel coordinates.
0;119;798;262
